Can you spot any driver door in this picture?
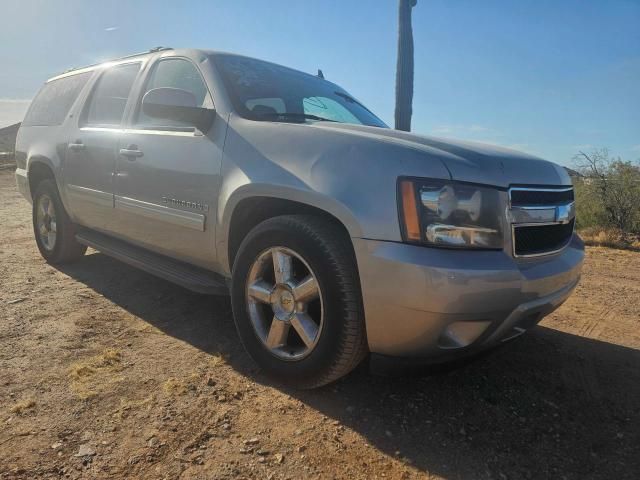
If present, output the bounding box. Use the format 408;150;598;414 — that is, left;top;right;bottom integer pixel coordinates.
112;57;224;268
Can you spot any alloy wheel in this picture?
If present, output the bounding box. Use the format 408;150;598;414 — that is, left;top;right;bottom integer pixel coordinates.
245;247;323;360
36;194;57;251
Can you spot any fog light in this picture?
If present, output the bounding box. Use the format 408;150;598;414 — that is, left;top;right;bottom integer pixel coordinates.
438;320;491;349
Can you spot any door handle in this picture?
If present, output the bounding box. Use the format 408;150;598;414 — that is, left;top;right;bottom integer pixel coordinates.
119;145;144;160
68;141;85;151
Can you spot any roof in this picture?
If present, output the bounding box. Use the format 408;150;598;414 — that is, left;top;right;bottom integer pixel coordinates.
47;47;173;82
46;47;328;85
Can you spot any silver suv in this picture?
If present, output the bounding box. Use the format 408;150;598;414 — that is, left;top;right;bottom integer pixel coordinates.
15;48;584;388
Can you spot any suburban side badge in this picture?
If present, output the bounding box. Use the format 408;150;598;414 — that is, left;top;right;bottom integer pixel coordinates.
162;196;209;212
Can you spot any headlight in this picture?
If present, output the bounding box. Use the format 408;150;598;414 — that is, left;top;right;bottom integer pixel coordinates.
399;178;504;249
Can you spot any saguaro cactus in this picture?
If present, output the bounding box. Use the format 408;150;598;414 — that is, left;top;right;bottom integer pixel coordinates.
395;0;417;132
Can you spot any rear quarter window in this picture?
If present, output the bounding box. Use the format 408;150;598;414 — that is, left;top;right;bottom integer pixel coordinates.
22;72;92;127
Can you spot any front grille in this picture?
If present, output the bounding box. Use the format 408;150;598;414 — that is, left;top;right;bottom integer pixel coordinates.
513;219;575;256
510;188;574;206
509;186;575;257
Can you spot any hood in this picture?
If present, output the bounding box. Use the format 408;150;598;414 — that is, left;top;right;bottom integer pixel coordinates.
311;123;571;188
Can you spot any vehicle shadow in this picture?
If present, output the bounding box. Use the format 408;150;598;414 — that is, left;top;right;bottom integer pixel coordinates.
58;251;640;480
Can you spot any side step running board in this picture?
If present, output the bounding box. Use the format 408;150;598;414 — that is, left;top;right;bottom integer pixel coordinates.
75;229;229;295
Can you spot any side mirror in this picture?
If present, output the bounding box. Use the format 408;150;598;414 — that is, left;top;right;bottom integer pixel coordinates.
142;87;215;133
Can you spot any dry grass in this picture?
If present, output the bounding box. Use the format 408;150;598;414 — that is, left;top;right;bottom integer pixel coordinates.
69;348;124;399
112;395;155;419
163;373;200;396
163;377;189;395
208;353;227;368
578;228;640;251
9;399;36;415
69;348;122;379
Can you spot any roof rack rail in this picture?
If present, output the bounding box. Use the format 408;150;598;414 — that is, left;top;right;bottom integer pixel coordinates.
103;46;173;63
59;47;173;74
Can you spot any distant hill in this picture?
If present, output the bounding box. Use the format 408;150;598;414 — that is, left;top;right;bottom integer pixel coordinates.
564;166;583;179
0;122;20;153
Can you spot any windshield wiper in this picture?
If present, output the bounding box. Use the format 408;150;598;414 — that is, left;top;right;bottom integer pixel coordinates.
255;112;337;123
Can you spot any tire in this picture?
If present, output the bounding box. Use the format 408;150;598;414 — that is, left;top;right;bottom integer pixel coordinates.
231;215;367;389
32;179;87;264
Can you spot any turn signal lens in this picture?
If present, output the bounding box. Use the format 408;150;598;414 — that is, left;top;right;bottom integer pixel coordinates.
400;180;421;241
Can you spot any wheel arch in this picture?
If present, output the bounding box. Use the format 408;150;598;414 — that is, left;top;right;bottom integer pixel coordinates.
222;187;362;275
27;157;57;201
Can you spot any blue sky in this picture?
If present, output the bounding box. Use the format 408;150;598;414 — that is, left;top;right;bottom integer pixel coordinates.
1;0;638;165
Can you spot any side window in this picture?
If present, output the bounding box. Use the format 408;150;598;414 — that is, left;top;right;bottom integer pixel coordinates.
22;72;91;126
84;63;141;126
135;58;212;128
245;97;286;116
303;96;361;124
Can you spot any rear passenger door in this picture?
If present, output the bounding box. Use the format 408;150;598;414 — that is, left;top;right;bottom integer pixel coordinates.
64;62;141;232
112;57;223;268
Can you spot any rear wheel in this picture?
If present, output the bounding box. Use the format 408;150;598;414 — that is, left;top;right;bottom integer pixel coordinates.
231;215;367;389
32;179;86;263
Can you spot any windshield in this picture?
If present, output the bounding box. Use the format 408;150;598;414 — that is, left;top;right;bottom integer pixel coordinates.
213;54;387;127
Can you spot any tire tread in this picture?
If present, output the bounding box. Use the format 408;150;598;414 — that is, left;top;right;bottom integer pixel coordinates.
232;214;367;389
32;179;86;264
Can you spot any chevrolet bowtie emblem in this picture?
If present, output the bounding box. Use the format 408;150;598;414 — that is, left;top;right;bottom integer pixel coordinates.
555;203;575;224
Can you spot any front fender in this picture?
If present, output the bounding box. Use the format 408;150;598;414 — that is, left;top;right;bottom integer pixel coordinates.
216;116;457;275
217;181;364;274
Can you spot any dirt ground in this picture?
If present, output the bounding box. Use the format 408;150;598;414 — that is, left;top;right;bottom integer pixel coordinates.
1;168;638;480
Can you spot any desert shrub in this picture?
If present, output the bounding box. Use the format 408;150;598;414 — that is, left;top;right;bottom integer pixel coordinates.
578;226;640;250
573;180;607;230
573;149;640;233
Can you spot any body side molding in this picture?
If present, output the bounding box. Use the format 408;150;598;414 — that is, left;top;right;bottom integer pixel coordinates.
115;195;206;231
67;184;113;208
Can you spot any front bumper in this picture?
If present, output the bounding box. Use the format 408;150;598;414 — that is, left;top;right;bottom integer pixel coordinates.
353;234;584;359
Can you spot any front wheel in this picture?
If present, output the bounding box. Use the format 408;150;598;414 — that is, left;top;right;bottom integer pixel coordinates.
231;215;367;389
32;179;86;264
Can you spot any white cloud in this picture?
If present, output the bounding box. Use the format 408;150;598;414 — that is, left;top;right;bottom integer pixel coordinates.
104;26;119;32
0;99;31;127
630;144;640;152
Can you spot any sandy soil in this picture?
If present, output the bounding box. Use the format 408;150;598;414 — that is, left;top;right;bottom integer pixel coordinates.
0;169;638;480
